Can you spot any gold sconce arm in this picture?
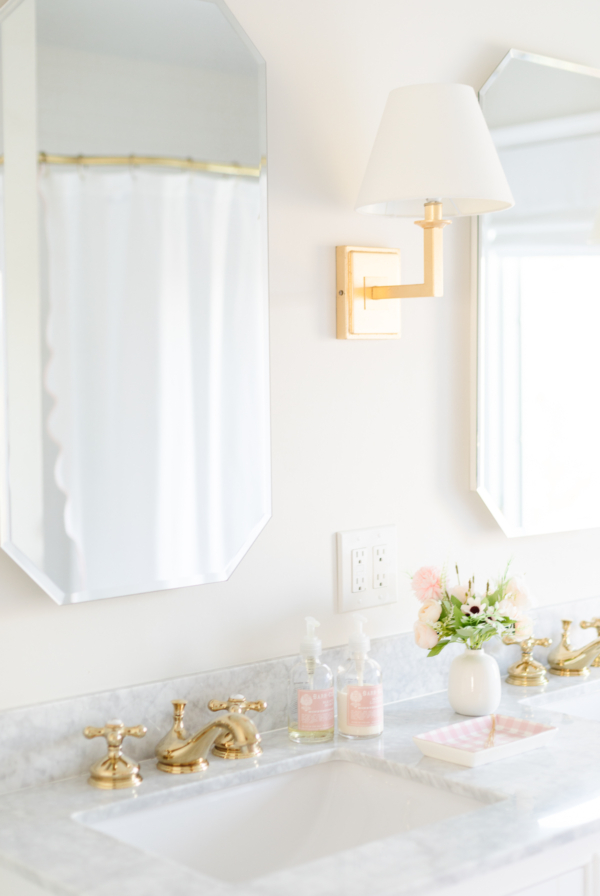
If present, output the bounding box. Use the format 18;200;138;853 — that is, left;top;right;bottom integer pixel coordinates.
336;202;451;340
365;202;451;300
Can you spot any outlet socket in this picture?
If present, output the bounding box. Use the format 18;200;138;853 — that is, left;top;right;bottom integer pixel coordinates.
336;526;398;613
351;549;367;592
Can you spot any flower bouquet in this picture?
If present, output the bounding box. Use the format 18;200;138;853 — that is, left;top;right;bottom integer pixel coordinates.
412;564;533;657
411;564;534;715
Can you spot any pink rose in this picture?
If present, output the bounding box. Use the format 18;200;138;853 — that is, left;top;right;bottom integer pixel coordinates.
449;585;469;604
418;599;442;623
412;566;442;603
514;616;534;641
505;576;533;610
414;621;439;650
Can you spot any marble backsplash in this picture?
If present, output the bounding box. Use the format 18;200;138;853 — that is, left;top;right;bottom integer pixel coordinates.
1;595;598;795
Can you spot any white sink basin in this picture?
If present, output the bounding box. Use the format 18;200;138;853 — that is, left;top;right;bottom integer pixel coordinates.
81;757;489;883
523;679;600;722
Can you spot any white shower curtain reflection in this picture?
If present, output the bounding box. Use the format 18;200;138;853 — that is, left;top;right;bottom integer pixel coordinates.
40;167;269;598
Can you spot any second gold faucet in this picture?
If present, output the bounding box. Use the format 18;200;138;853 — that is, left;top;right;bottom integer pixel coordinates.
155;695;266;774
548;620;600;676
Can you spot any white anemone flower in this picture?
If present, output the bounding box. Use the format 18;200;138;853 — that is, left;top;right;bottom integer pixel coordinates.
461;595;486;617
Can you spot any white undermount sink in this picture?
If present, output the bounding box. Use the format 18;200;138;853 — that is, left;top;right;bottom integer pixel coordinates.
523;678;600;722
80;756;491;883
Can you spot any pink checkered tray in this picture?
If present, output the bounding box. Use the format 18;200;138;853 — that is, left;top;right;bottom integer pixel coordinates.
413;714;557;767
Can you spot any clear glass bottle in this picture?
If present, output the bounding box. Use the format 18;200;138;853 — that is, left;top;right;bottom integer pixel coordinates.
337;614;383;739
288;617;334;743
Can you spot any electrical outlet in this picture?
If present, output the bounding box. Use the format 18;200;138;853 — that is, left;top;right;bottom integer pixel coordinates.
352;574;367;593
352;548;366;570
373;545;387;566
336;526;397;613
373;545;388;589
351;549;367;592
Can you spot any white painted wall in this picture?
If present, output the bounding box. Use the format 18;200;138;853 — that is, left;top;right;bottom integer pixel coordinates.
0;0;599;711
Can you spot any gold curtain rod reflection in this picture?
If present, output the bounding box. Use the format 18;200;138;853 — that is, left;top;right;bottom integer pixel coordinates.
0;152;262;177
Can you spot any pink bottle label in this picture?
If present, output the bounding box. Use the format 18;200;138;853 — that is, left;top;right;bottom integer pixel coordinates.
297;688;334;731
347;685;383;728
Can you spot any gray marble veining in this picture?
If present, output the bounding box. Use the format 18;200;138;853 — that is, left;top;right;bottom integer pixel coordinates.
0;595;598;795
2;670;600;896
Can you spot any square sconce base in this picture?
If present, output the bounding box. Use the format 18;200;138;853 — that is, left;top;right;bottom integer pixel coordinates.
336;246;401;339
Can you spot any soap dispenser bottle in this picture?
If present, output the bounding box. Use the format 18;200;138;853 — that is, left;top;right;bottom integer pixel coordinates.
337;614;383;738
288;617;334;743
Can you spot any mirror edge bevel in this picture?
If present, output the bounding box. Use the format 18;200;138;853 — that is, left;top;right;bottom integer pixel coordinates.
0;0;25;26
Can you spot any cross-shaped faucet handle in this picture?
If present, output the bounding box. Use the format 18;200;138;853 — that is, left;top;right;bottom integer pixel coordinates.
581;618;600;636
208;694;267;715
83;720;147;789
84;720;147;747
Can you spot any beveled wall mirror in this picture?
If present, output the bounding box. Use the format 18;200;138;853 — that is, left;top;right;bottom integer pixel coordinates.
475;49;600;537
0;0;270;602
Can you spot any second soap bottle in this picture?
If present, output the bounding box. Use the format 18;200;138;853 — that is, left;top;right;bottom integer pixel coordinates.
337;614;383;738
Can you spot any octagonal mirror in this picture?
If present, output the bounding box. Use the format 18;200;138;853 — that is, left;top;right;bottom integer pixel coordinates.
475;49;600;537
0;0;270;602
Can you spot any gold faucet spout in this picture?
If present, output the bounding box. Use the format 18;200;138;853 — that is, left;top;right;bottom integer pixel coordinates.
548;620;600;676
156;698;263;774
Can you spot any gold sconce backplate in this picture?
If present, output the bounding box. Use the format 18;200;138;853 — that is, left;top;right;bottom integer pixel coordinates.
336;246;401;340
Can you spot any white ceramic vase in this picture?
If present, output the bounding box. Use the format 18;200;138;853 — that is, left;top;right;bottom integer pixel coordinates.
447;647;501;716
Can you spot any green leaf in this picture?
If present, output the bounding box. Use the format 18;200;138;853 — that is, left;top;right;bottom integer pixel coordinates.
427;639;450;657
450;595;463;610
452;604;464;627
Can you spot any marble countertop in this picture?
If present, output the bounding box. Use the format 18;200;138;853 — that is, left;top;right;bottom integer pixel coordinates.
2;672;600;896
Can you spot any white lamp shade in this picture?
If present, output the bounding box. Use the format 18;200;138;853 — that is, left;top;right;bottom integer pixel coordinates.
355;83;514;218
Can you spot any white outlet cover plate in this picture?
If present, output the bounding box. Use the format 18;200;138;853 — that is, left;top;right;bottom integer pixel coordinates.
336;526;398;613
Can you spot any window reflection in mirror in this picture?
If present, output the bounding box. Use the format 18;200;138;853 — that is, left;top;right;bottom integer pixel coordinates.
477;50;600;536
0;0;270;602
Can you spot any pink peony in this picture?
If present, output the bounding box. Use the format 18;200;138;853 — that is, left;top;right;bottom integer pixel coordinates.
412;566;442;603
418;599;442;623
449;585;469;604
514;616;534;641
505;576;533;610
414;621;439;650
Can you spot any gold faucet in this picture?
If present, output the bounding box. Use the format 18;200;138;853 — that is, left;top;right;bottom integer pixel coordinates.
502;632;551;686
156;695;266;774
548;620;600;676
83;720;147;789
580;618;600;667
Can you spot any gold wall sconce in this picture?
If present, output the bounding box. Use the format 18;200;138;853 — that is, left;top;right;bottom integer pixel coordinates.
337;83;514;339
